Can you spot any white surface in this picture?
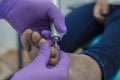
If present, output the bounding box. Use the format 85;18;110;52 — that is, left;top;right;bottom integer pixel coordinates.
0;19;18;54
0;0;2;3
61;0;93;15
60;0;120;15
109;0;120;5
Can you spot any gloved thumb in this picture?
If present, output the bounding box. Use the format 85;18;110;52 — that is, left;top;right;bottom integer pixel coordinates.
56;51;70;71
33;44;50;66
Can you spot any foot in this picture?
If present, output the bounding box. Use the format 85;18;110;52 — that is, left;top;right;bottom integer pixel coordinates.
21;29;102;80
21;29;59;66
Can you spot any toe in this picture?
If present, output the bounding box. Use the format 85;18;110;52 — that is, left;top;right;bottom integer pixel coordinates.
21;29;32;51
32;32;41;47
38;38;50;47
48;47;59;66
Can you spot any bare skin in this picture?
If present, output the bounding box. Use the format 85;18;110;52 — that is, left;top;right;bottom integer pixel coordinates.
21;29;102;80
68;54;102;80
94;0;109;23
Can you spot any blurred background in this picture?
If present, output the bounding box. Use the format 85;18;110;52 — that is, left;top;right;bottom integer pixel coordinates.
0;0;93;80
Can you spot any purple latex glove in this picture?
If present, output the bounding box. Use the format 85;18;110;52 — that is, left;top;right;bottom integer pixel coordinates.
11;44;70;80
0;0;67;37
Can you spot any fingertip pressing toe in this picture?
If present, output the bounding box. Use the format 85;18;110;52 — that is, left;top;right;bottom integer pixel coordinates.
38;38;50;47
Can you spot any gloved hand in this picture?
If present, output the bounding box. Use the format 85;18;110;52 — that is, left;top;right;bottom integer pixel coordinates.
0;0;66;37
11;44;70;80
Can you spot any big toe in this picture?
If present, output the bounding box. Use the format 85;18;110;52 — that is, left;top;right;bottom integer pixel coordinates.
21;29;32;51
32;32;41;47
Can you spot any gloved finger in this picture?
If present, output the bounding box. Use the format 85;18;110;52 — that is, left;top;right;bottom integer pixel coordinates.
41;30;51;39
34;44;50;66
47;39;54;46
47;2;67;37
41;30;62;46
41;30;55;45
56;51;70;70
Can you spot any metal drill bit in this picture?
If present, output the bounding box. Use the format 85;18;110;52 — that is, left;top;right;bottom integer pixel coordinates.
54;41;58;48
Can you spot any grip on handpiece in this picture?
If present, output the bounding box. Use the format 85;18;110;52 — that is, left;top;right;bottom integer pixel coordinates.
51;0;61;48
51;24;61;48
